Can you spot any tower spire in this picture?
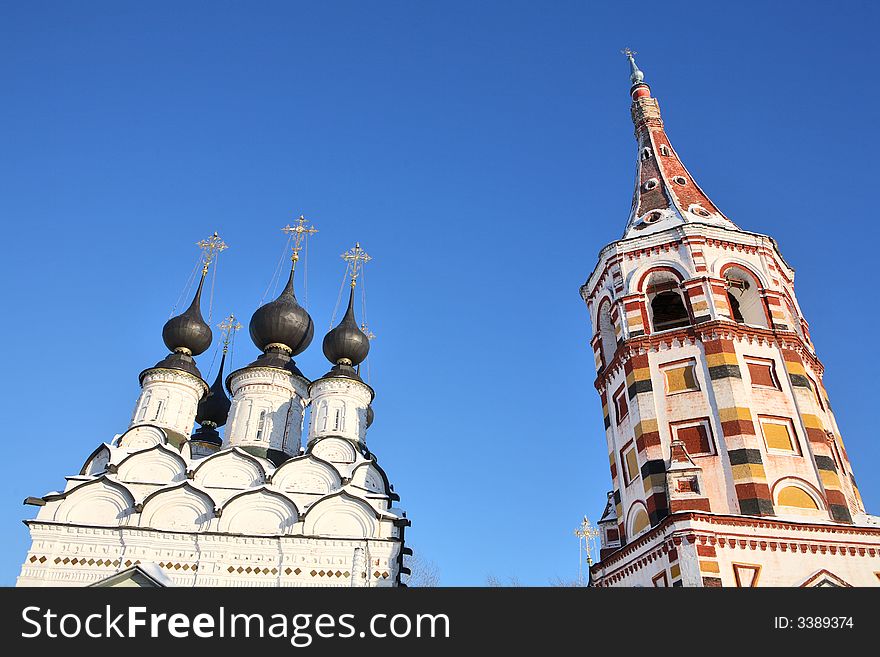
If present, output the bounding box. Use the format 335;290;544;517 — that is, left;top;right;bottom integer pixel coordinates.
620;51;735;238
623;47;645;86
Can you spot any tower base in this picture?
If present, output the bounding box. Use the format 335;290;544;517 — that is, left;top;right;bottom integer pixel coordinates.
590;512;880;587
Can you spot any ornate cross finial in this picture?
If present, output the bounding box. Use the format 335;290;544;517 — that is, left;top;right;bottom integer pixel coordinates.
281;215;319;268
341;242;372;288
217;313;242;354
574;516;600;584
622;47;644;85
196;232;228;275
360;322;376;341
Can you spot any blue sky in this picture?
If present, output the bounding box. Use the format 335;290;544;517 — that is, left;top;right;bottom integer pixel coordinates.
1;1;878;586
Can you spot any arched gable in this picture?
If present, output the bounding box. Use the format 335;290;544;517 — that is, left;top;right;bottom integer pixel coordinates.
115;444;187;485
139;483;214;531
272;454;342;495
218;487;299;535
52;477;135;526
192;448;267;490
309;437;358;464
116;424;168;451
350;461;391;496
79;445;111;476
303;491;380;539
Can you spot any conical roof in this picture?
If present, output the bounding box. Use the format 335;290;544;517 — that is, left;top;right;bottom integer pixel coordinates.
622;52;739;239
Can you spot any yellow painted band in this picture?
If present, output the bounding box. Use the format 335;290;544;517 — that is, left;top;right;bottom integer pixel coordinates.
731;462;766;481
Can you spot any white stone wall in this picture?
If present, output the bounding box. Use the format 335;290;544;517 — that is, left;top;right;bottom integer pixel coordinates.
225;367;309;457
307;377;373;445
18;524;402;588
18;423;406;587
130;369;207;443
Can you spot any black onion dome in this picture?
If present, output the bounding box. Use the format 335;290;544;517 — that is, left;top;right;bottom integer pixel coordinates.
249;268;314;355
196;353;231;428
323;287;370;366
162;274;213;356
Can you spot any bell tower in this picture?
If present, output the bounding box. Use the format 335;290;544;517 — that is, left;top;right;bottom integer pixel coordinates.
584;51;879;587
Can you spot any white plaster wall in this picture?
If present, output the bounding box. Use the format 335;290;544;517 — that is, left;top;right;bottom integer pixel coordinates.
131;370;206;441
307;378;372;444
17;524;402;588
225;368;308;457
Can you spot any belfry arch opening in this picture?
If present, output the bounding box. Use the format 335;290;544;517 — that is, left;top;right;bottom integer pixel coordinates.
597;299;617;366
723;265;768;328
643;270;690;332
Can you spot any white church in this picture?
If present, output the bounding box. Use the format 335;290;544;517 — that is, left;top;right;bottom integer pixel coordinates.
16;228;411;587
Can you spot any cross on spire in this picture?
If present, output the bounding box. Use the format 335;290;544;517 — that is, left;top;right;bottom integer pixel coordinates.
217;313;242;354
281;215;319;268
341;242;372;287
196;232;228;275
622;47;645;86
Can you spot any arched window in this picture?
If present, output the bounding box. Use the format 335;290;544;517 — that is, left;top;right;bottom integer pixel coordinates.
255;410;267;441
723;266;768;328
644;270;690;332
627;503;650;538
784;293;805;338
597;300;617;365
773;480;825;514
318;402;329;432
333;405;345;432
777;486;819;510
137;393;151;421
152;399;165;421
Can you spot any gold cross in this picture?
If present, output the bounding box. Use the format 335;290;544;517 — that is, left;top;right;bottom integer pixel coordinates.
341;242;372;287
574;516;600;572
196;232;229;274
281;215;319;266
217;313;242;354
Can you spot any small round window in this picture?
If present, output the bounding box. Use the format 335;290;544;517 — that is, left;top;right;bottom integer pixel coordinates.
691;206;711;217
642;210;663;224
643;178;659;191
672;175;687;186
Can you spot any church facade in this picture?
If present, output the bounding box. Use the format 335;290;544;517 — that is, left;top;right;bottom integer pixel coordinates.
584;54;880;587
17;233;410;587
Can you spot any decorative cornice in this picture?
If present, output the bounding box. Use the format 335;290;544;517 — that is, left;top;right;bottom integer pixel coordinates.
594;320;823;393
591;511;880;582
